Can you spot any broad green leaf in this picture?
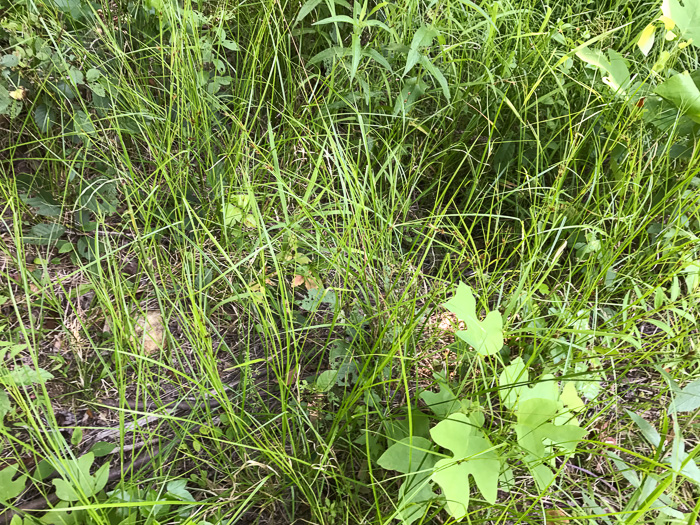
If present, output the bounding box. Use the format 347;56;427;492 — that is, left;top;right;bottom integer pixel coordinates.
53;477;79;502
419;381;460;417
378;437;438;524
672;379;700;412
242;214;257;229
637;24;656;56
33;104;54;133
73;110;96;135
0;390;10;425
0;85;10;114
404;25;439;76
1;54;19;67
315;370;338;391
662;0;700;46
295;0;323;23
86;68;101;82
528;461;555;490
309;46;352;65
313;14;355;25
515;398;586;458
430;413;500;518
546;423;587;454
89;82;106;97
627;410;661;447
384;410;431;442
518;374;559;406
498;357;528;410
23;194;61;217
682;259;700;291
363;19;392;33
0;366;53;386
605;51;631;92
515;398;559;457
443;283;504;356
393;76;427;116
92;462;109;494
395;473;434;525
560;382;584;413
52;453;107;502
68;67;84;85
52;0;89;20
377;436;438;474
167;479;195;502
654;71;700;122
576;47;630;92
223;203;243;227
664;442;700;484
419;55;450;100
365;48;392;71
89;442;116;457
351;34;361;80
221;39;239;51
0;464;27;502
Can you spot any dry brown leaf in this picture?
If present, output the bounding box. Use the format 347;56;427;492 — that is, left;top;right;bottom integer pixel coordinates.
545;509;570;524
304;276;320;290
291;274;304;287
132;311;167;355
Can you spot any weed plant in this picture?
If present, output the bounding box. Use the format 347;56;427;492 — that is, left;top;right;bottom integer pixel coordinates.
1;0;699;523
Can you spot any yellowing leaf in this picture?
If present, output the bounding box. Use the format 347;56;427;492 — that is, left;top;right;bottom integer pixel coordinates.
9;87;26;100
660;15;676;31
561;382;585;413
637;24;656;56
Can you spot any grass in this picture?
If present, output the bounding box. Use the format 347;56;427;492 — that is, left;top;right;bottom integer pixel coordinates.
1;0;700;523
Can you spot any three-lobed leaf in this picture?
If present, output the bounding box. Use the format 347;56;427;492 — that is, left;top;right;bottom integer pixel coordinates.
429;413;500;519
0;464;27;502
378;437;440;525
444;283;504;356
52;453;109;502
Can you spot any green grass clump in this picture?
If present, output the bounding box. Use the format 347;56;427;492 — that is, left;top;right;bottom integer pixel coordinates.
1;0;699;523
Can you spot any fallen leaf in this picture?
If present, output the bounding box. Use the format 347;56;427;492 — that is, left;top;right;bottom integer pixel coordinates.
304;276;320;290
545;508;570;523
291;275;304;287
131;311;167;355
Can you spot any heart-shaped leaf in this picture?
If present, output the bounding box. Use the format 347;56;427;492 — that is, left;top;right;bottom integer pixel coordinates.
654;71;700;122
661;0;700;46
